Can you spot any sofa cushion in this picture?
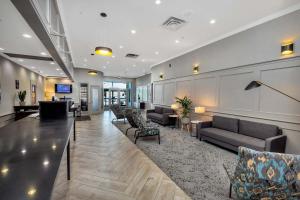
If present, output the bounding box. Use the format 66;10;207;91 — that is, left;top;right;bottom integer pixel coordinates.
212;116;239;133
163;108;173;114
155;107;163;114
147;113;163;120
239;120;279;140
200;128;265;151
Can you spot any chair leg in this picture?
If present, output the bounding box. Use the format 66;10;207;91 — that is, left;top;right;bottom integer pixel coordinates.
158;134;160;144
134;130;138;138
135;133;139;144
124;118;126;124
229;183;232;198
126;127;132;135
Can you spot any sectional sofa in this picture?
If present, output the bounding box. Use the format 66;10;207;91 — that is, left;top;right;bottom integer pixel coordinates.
146;106;174;126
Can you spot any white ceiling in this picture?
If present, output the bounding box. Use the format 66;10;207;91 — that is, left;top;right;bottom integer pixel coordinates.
0;0;66;78
58;0;300;78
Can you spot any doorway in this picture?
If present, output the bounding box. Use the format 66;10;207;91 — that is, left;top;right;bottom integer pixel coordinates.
91;86;101;114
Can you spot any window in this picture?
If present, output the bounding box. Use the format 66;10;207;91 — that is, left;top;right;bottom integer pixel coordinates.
103;82;113;89
113;82;127;89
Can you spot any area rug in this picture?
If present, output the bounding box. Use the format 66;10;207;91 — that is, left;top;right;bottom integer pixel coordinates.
75;115;91;121
114;121;238;200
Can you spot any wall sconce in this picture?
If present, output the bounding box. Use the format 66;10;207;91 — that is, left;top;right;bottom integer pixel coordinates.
159;73;164;80
281;42;294;55
193;65;199;74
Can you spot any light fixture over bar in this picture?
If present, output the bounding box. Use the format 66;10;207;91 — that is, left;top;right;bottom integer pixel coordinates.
88;70;98;76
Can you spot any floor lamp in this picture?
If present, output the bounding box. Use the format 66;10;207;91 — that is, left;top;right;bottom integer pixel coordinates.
245;81;300;103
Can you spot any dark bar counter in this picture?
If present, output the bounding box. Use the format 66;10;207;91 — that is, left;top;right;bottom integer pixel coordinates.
0;116;74;200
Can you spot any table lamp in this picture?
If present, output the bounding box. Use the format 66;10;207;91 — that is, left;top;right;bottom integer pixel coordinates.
171;104;178;110
195;106;206;114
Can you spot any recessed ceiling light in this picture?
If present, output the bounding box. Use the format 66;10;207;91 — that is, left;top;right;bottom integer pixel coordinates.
60;72;64;75
21;149;27;154
142;59;145;62
0;47;4;51
40;52;47;56
56;68;60;71
210;19;216;24
112;55;116;58
22;33;32;38
155;51;159;55
175;40;180;44
31;66;35;69
119;45;124;49
50;62;55;65
19;59;24;62
155;0;161;5
43;160;49;166
131;30;136;34
103;66;107;69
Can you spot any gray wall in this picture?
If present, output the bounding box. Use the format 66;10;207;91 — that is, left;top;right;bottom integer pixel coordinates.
136;74;151;87
0;55;45;116
151;10;300;154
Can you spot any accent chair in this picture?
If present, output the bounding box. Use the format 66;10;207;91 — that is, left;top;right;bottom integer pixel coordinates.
110;104;126;123
224;147;300;199
132;110;160;144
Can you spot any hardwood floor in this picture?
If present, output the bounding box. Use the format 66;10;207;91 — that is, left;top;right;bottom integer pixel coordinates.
51;112;191;200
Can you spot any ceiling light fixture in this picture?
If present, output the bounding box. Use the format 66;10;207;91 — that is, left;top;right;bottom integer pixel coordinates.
31;66;35;69
19;59;24;62
56;68;60;71
95;47;113;57
40;52;47;56
22;33;32;38
131;30;136;34
60;72;64;75
119;45;124;49
50;62;55;65
155;0;161;5
88;70;98;76
142;59;145;62
210;19;216;24
0;47;4;51
112;55;116;58
103;66;107;69
155;51;159;55
175;40;180;43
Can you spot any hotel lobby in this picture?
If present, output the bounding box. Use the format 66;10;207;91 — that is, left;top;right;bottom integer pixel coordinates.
0;0;300;199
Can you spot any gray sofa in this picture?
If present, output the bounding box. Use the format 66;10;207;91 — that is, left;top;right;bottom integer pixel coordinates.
146;106;174;126
197;116;287;153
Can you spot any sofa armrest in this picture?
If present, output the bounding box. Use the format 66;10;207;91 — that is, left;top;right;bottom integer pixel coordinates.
146;109;155;114
196;121;212;139
265;135;287;153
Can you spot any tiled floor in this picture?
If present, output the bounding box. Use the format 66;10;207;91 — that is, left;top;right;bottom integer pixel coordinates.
51;112;190;200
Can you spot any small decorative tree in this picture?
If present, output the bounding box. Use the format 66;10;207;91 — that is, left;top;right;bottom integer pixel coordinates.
17;90;26;106
175;96;192;123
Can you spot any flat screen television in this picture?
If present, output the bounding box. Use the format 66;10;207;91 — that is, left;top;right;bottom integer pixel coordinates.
55;84;72;94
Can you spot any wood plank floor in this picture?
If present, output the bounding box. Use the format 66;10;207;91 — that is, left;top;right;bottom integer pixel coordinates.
51;112;191;200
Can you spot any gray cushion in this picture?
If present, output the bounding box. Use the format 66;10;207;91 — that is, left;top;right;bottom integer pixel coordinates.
163;108;173;114
155;107;163;114
147;113;163;120
239;120;279;140
199;128;265;151
212;116;239;133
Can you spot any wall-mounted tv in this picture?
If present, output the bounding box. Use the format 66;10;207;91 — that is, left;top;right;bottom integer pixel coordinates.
55;84;72;94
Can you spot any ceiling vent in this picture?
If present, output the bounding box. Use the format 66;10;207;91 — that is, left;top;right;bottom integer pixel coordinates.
125;53;139;59
162;16;187;31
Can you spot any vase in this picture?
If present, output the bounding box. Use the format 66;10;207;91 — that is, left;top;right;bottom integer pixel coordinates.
19;101;25;106
181;117;190;124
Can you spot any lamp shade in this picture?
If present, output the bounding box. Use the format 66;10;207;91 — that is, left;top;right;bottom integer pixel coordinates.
171;104;178;109
195;107;205;113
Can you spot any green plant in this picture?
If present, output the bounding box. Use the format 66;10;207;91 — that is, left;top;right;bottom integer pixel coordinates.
175;96;193;118
17;90;26;102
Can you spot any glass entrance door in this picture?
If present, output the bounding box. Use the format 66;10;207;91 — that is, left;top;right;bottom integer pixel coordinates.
111;90;119;105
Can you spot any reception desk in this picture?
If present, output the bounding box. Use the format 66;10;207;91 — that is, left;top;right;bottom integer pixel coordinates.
0;116;75;200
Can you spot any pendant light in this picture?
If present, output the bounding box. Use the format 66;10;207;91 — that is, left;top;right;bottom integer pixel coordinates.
95;12;113;57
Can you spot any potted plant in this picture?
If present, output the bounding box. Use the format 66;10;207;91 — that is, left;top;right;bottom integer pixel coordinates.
17;90;26;106
175;96;193;124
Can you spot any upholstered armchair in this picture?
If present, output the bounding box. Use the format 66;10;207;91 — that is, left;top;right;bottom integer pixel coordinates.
224;147;300;199
110;104;126;123
132;110;160;144
124;109;139;135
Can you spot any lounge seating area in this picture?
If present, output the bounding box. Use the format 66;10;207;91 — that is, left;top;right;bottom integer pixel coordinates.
1;1;300;200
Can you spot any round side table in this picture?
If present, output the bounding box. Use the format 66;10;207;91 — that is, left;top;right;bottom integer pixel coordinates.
169;114;179;129
190;120;203;137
